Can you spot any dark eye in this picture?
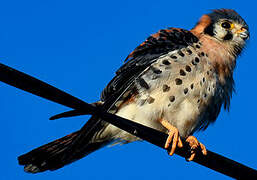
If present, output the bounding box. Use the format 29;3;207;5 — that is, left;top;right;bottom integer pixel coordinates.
221;22;231;29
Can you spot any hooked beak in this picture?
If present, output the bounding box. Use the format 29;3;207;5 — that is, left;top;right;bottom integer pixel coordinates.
236;27;249;40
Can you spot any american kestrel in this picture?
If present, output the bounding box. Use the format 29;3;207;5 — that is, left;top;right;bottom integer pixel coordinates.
19;9;249;173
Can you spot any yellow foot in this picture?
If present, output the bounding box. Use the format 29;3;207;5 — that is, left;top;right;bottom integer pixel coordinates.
159;118;183;156
186;136;207;161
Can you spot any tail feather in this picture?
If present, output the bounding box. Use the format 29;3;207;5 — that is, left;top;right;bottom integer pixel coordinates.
19;112;111;173
49;102;103;120
49;110;87;120
18;130;108;173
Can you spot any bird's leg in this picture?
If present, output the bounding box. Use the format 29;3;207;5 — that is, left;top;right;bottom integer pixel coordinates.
158;118;183;156
185;136;207;161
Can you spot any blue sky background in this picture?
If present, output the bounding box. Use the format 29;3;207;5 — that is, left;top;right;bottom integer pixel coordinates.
1;0;256;179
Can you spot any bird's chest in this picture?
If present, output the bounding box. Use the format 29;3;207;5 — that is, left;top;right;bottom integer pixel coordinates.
131;47;220;137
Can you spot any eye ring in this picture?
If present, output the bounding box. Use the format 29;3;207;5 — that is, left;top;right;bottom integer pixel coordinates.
221;21;232;29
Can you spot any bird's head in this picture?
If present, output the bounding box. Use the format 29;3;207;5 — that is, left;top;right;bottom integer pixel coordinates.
192;9;249;56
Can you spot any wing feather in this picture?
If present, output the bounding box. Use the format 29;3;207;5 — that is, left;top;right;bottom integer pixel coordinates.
101;28;199;110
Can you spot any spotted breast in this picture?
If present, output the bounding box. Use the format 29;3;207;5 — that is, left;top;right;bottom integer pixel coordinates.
98;29;224;143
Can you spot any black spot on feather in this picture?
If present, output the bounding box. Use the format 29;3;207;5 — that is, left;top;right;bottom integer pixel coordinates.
138;78;150;89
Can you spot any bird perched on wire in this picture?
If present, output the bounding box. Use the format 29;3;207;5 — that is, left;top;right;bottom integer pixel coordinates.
18;9;249;173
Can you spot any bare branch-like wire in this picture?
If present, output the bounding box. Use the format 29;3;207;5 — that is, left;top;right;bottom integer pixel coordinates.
0;63;256;179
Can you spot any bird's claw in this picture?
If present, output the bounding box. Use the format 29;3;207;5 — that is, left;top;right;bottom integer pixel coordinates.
185;136;207;161
165;126;183;156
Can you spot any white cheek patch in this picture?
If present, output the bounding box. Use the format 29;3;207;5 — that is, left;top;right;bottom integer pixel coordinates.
213;24;228;40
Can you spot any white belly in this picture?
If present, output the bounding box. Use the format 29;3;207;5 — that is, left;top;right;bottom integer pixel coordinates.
101;93;200;143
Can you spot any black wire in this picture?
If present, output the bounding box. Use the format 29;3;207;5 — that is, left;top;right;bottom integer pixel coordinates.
1;63;256;179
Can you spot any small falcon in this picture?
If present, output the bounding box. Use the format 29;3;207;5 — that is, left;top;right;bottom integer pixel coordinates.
18;9;249;173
